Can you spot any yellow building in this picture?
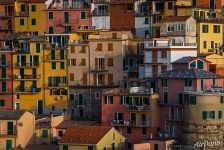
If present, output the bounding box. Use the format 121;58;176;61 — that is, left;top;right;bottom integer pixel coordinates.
0;110;35;149
196;20;223;54
14;0;46;35
59;126;126;150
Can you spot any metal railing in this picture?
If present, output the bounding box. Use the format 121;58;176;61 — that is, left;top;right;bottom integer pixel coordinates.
127;105;150;111
48;82;67;88
15;86;41;93
46;54;66;60
111;120;150;127
14;74;41;80
0;130;17;136
15;62;39;67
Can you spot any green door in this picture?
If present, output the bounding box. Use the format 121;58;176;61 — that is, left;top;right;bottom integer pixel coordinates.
201;79;204;91
7;122;13;135
38;100;43;114
6;140;12;149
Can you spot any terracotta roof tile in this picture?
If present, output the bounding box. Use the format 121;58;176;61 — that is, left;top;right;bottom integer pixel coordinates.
60;126;112;144
162;16;191;23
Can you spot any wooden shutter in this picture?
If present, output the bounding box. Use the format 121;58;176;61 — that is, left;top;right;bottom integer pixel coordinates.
81;46;86;53
112;33;117;39
95;58;98;69
71;45;75;53
83;73;87;85
93;73;97;84
108;43;113;51
102;58;105;69
108;74;113;85
70;73;74;81
108;58;113;66
97;43;102;51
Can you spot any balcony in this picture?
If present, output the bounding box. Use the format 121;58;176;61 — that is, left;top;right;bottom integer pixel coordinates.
110;120;150;127
0;88;11;94
0;130;17;137
145;42;197;49
89;67;108;73
0;61;11;67
110;0;136;4
91;10;109;16
135;12;151;17
165;115;183;124
46;54;66;61
0;12;14;18
111;120;130;126
0;46;12;52
14;11;29;17
93;0;110;3
0;25;13;31
127;105;150;111
14;74;41;80
43;43;67;50
130;120;150;127
14;62;39;68
57;19;79;26
15;86;41;94
48;82;67;88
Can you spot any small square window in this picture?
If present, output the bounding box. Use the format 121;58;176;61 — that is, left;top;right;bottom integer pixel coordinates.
62;145;68;150
31;19;36;25
81;12;86;19
31;5;36;12
51;62;56;69
144;18;149;24
20;19;24;25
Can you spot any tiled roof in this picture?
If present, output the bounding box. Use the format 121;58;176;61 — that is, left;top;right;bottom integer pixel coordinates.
60;126;112;144
56;120;99;129
172;56;210;64
159;69;223;79
162;16;191;23
0;0;15;4
0;110;27;120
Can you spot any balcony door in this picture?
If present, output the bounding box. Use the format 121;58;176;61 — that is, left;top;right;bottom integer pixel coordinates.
38;100;43;114
7;122;13;135
6;140;12;150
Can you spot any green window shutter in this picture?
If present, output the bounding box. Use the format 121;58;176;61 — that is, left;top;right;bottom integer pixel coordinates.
48;12;53;19
36;43;40;53
220;96;224;103
218;111;222;119
51;50;55;59
42;130;48;138
81;12;86;19
210;111;215;119
48;26;54;34
31;19;36;25
0;100;5;106
20;19;24;25
2;82;6;92
60;62;65;69
51;62;56;69
1;55;6;65
197;60;204;69
2;67;6;78
202;111;207;120
190;96;196;105
31;5;36;12
145;18;149;24
190;61;196;69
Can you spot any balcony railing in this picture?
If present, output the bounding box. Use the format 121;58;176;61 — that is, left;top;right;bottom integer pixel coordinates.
130;120;150;127
127;105;150;111
145;42;197;48
0;61;11;66
111;120;150;127
89;67;108;72
0;47;12;52
91;10;109;16
0;25;13;31
14;74;41;80
0;75;11;80
93;0;110;3
0;130;17;136
0;88;11;94
48;82;67;88
15;86;41;93
43;43;67;49
0;12;14;18
15;62;39;67
14;11;29;17
46;54;66;60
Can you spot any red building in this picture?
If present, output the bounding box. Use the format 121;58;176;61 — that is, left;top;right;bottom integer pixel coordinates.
0;44;13;110
45;0;91;34
110;0;136;33
193;0;224;9
101;87;160;149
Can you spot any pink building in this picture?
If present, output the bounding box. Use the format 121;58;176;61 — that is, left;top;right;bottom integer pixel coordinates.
0;45;13;110
101;87;160;149
45;0;91;34
158;57;224;139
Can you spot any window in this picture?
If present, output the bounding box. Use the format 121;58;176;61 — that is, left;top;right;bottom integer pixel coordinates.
210;111;215;119
0;100;5;106
58;130;63;137
15;103;20;110
31;5;36;12
202;25;208;33
213;79;216;86
163;91;168;104
168;1;173;9
127;126;132;134
69;94;74;101
48;26;54;34
2;82;6;92
214;25;220;33
95;92;100;99
220;96;224;103
219;111;222;119
179;93;183;104
51;62;56;69
42;130;48;138
20;19;24;25
197;60;204;69
97;43;102;51
203;41;207;49
162;79;168;87
127;142;132;150
202;111;207;120
81;11;86;19
185;79;192;86
79;59;86;66
167;24;174;32
31;18;36;25
36;43;40;53
104;96;113;104
78;93;84;105
108;43;113;51
60;62;65;69
108;58;113;66
154;144;159;150
189;96;196;105
71;59;76;66
48;12;53;19
62;145;68;150
211;41;214;48
145;30;149;37
142;127;147;135
88;146;93;150
161;50;167;58
144;18;149;24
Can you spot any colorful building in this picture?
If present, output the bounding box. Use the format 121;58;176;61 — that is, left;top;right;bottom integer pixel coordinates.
14;0;46;35
68;31;132;120
59;126;126;150
134;139;176;150
0;110;35;149
158;56;224;140
101;87;160;149
205;54;224;76
0;42;13;110
45;0;91;34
